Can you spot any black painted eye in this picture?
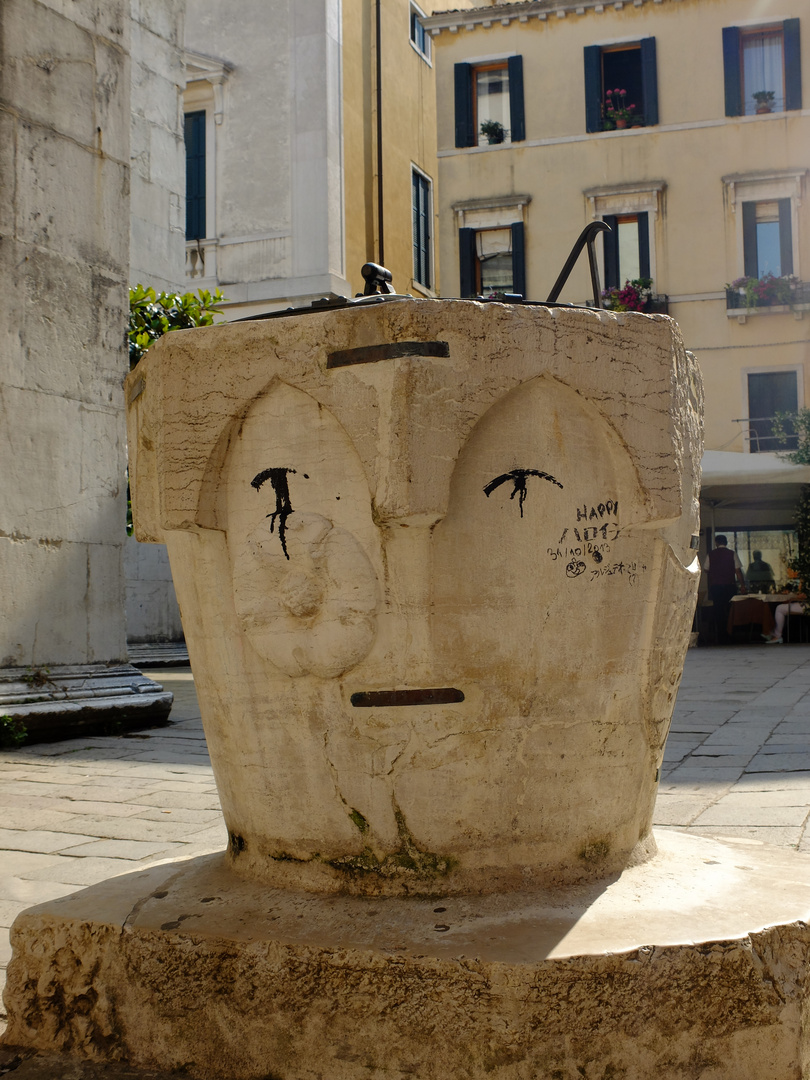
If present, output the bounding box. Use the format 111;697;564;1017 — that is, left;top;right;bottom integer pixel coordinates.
483;468;563;518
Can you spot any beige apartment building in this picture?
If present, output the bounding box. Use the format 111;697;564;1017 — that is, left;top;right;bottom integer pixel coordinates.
425;0;809;582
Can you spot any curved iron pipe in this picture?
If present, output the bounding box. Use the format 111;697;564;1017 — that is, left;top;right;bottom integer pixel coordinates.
546;220;611;308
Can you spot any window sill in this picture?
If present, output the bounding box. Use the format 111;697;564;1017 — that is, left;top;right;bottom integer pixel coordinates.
600;124;652;133
409;280;437;299
726;304;809;324
409;40;432;66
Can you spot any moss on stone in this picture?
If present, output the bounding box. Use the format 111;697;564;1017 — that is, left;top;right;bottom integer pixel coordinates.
578;838;611;864
349;809;369;833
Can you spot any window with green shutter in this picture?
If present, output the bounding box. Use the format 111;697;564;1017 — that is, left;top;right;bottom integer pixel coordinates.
454;56;525;148
584;39;658;132
723;20;802;117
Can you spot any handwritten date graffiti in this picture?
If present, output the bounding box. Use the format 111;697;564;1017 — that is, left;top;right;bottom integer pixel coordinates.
250;467;309;559
483;469;563;517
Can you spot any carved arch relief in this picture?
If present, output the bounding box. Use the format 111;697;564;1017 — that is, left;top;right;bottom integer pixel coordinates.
431;375;652;689
224;382;380;678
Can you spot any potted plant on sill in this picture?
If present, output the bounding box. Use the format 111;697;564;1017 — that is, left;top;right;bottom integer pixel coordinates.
603;88;637;130
602;277;654;312
752;90;775;114
727;273;797;310
480;119;507;145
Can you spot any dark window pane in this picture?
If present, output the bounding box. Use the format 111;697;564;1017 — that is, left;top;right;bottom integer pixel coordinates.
476;66;510;144
184;111;206;241
412;172;431;288
602;48;643;122
410;8;428;56
747;371;798;452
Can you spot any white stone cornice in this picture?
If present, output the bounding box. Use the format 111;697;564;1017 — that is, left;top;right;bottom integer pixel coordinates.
722;168;807;212
424;0;679;33
184;49;233;125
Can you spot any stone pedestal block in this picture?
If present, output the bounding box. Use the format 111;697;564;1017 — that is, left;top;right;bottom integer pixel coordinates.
126;299;702;894
4;832;810;1080
0;664;173;743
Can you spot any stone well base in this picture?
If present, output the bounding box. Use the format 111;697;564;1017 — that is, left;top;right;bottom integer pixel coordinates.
4;831;810;1080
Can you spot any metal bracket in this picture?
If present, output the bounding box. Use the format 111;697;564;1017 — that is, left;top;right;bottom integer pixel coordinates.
361;262;395;295
546;221;611;308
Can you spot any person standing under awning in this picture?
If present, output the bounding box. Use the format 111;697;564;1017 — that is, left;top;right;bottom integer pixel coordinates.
703;535;746;644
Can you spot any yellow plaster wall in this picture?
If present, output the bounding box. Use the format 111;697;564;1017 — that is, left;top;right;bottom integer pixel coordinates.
433;0;809;458
342;0;481;299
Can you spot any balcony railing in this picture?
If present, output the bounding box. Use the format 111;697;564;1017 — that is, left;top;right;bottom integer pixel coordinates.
726;278;810;311
732;416;798;454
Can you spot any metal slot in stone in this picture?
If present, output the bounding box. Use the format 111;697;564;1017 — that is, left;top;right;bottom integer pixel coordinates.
350;687;465;708
327;341;450;368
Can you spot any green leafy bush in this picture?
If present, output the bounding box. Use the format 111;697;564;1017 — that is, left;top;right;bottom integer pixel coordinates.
0;715;27;748
129;284;225;368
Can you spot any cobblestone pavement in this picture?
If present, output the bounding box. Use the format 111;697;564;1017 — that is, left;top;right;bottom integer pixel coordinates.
2;646;810;1047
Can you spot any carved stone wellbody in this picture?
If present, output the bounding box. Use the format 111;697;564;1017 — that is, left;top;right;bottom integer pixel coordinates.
125;298;703;895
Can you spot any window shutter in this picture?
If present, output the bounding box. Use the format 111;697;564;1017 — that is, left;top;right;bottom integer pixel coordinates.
184;111;206;241
459;227;477;296
778;199;794;276
454;63;474;147
584;45;602;132
637;213;651;280
742;202;758;278
784;19;802;112
508;56;525;142
602;215;619;288
511;222;526;298
722;27;742;117
639;39;659;126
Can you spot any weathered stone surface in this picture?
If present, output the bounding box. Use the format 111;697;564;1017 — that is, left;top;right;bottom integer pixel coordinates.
129;0;185;292
0;0;130;671
127;300;703;894
5;833;810;1080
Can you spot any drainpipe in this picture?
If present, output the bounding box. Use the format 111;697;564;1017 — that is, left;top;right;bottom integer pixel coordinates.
375;0;384;266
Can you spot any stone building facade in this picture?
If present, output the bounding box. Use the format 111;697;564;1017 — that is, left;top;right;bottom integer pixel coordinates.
0;0;177;728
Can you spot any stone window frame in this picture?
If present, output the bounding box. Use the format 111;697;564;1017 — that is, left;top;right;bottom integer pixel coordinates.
453;194;530;297
411;165;434;293
183;50;232;275
410;2;431;64
584;181;666;290
723;170;805;284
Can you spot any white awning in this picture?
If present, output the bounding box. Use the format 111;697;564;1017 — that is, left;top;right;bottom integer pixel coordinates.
701;450;810;488
699;451;810;517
